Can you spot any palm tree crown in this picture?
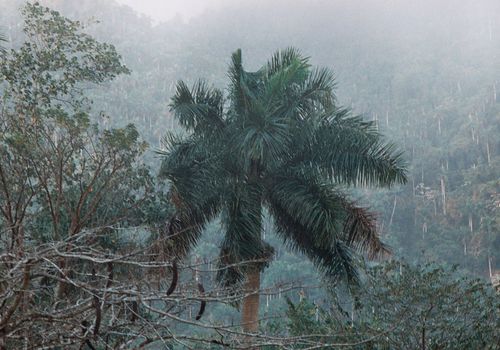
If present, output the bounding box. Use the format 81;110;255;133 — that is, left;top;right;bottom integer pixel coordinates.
160;48;407;288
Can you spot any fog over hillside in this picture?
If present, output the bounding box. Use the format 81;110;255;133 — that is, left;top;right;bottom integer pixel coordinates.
0;1;498;348
1;0;498;269
115;0;218;22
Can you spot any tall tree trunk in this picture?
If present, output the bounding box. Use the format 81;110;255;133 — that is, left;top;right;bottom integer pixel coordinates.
241;160;262;347
440;176;447;216
241;268;261;334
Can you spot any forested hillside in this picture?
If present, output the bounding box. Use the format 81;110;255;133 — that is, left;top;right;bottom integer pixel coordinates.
0;0;498;348
4;0;494;278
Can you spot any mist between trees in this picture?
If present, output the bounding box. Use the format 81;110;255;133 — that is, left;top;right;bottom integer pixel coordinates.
0;1;499;349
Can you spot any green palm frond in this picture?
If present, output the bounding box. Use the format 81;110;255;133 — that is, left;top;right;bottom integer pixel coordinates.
217;185;273;286
293;67;336;113
169;80;225;134
228;50;299;166
264;50;335;122
341;202;390;259
265;47;309;78
160;136;222;210
231;109;291;168
263;57;309;103
297;109;407;187
266;174;344;244
266;170;389;265
228;48;243;90
165;195;222;259
271;67;337;125
159;136;225;256
268;193;359;284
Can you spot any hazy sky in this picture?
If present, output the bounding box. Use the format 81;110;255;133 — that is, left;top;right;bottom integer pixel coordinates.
115;0;499;24
115;0;216;22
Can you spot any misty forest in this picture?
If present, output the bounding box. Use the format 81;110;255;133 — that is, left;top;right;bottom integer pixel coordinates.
0;0;499;349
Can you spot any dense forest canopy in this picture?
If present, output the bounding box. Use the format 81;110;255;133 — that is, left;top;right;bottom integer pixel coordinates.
0;0;499;348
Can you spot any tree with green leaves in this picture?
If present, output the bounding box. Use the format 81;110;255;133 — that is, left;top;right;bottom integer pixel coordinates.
272;261;499;349
0;2;137;258
0;4;167;348
160;48;407;337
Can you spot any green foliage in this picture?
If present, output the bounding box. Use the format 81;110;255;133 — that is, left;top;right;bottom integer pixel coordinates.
160;48;407;287
0;2;154;250
0;4;180;349
1;3;128;109
270;261;499;349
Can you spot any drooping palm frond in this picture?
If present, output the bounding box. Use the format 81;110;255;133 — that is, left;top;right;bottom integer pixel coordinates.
268;193;359;284
266;174;344;244
340;201;390;259
159;136;224;257
266;168;389;269
159;137;219;200
217;185;273;287
299;67;337;105
164;195;222;259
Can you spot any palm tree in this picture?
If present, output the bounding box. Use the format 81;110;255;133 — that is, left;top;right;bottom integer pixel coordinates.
159;48;407;335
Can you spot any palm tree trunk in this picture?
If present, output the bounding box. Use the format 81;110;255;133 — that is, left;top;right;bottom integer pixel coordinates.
241;268;261;334
241;160;262;346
